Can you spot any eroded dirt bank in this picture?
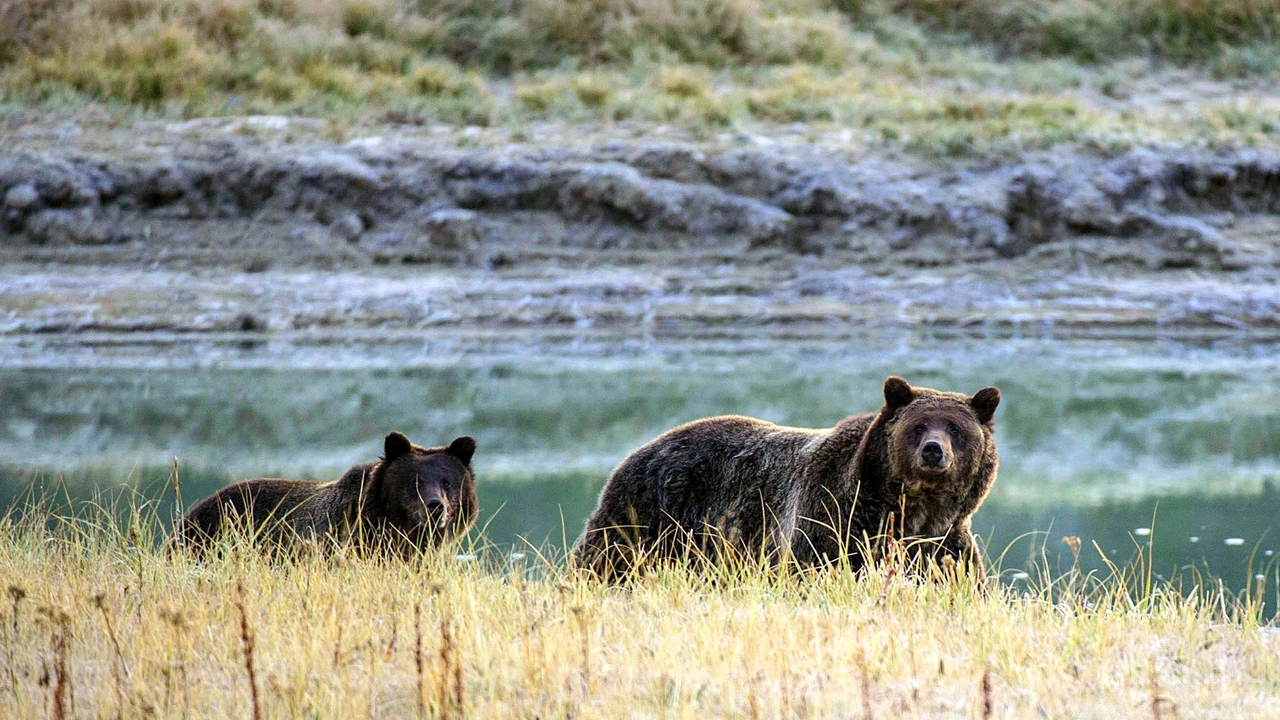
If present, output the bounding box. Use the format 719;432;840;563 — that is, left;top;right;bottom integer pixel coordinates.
3;124;1280;334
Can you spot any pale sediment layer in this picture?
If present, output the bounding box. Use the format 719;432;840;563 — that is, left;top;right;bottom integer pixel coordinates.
3;129;1280;333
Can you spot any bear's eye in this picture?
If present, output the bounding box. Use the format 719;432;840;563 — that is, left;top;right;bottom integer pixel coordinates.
946;423;961;440
442;479;452;492
913;424;927;436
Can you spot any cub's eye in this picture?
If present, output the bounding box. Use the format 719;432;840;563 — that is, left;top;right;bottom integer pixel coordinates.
946;423;961;439
442;479;452;491
913;424;927;436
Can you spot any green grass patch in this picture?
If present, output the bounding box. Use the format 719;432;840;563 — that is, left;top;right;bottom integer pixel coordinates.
1;0;1279;151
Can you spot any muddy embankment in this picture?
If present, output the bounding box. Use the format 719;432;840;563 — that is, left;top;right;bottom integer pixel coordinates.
3;131;1280;334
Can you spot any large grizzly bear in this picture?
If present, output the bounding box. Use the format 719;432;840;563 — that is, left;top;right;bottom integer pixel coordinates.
175;432;478;557
571;377;1000;581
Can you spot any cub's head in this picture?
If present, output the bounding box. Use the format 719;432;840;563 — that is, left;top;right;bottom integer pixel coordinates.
373;432;478;546
881;376;1000;494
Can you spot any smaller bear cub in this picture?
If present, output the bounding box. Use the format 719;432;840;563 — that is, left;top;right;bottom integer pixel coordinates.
176;432;478;557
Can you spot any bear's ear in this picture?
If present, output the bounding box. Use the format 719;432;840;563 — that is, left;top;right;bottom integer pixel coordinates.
883;376;915;410
383;432;413;462
970;386;1001;424
447;436;476;465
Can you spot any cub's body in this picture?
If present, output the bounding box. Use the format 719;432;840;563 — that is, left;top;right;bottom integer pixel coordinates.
177;434;477;557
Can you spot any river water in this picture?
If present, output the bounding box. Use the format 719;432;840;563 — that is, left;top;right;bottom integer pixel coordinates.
2;329;1277;603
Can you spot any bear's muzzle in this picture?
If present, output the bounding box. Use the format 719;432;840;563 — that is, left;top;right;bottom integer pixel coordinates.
425;497;450;529
915;434;953;473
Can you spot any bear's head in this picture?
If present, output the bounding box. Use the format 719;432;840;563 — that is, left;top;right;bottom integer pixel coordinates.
877;376;1000;503
371;432;478;546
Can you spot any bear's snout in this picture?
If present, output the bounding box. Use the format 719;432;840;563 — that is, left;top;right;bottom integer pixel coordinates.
915;433;953;472
921;441;945;467
406;493;450;530
418;496;450;530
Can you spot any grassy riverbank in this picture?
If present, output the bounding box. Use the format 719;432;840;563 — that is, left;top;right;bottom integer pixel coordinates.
1;497;1277;718
3;0;1280;154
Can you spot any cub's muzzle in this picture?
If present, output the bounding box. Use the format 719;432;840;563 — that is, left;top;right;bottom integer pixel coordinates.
424;497;449;529
409;497;449;529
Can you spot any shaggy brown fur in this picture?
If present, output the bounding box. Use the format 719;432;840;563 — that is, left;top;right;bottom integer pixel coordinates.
571;377;1000;581
175;432;478;557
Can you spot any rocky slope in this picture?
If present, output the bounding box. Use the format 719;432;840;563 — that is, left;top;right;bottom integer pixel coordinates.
3;127;1280;333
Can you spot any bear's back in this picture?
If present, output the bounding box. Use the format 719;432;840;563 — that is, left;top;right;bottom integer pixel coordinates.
179;477;338;552
611;415;825;536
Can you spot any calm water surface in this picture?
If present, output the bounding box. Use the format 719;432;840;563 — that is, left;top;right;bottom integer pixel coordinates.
2;331;1278;604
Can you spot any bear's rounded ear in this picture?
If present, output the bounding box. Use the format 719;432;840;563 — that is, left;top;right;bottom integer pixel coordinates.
448;436;476;465
970;386;1001;424
384;432;413;462
883;376;915;410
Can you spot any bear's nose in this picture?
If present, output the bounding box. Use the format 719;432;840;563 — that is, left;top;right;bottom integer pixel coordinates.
921;441;944;467
425;498;445;517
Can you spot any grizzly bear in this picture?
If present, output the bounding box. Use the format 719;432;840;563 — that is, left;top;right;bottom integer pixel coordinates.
571;377;1000;581
175;432;478;557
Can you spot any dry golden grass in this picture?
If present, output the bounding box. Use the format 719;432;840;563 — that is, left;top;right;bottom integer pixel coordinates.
1;495;1278;718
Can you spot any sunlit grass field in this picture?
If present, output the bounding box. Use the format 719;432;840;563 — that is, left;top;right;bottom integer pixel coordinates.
2;487;1278;719
3;0;1280;153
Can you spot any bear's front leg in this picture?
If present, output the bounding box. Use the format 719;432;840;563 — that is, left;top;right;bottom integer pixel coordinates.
936;521;988;591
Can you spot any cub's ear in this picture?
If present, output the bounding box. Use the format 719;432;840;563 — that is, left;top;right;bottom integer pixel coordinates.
384;432;413;462
447;436;477;465
883;376;915;410
970;386;1001;424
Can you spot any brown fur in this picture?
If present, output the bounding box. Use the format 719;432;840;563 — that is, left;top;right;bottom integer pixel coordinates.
571;377;1000;581
175;432;479;557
